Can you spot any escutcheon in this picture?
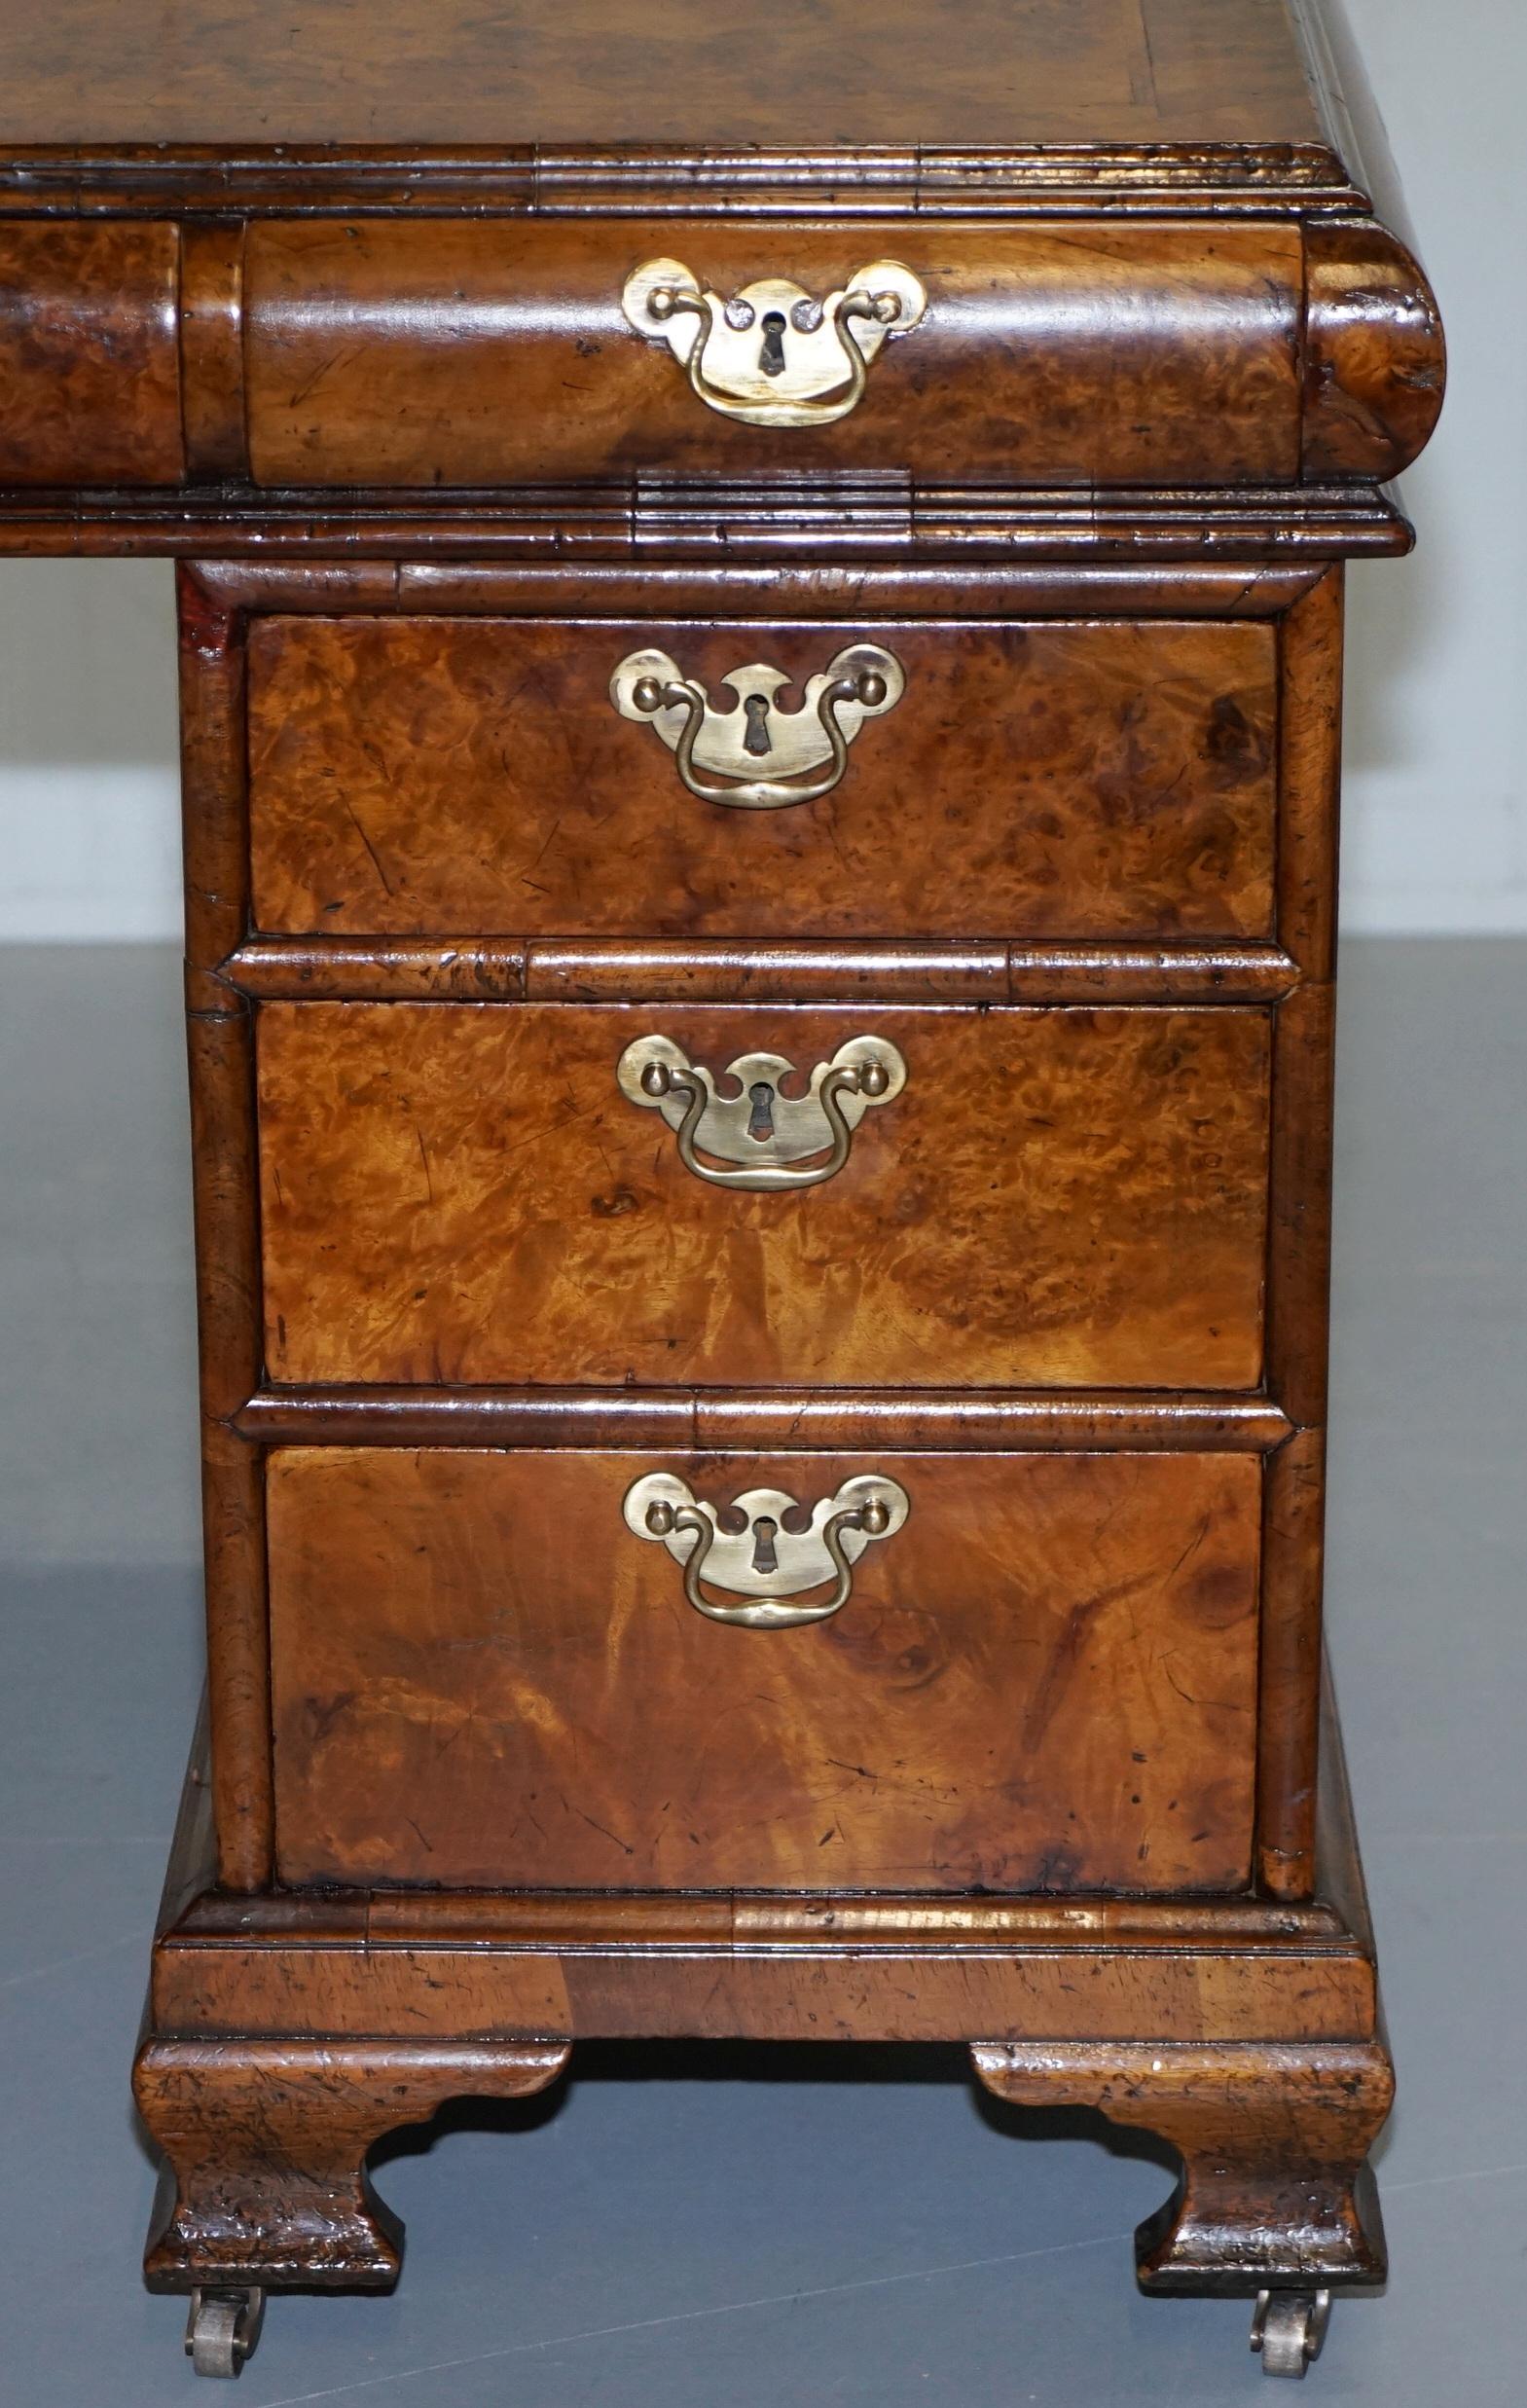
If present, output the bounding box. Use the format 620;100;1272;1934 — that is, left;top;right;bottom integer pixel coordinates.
623;1470;910;1627
621;256;927;426
615;1032;906;1191
610;641;903;810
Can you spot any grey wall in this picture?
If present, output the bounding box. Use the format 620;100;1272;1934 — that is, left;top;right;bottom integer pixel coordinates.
0;0;1517;937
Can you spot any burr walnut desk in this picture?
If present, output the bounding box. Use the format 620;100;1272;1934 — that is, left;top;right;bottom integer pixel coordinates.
0;0;1443;2383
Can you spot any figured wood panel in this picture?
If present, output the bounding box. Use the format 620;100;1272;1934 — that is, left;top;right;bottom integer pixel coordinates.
0;1;1328;150
243;220;1304;489
0;222;184;487
247;616;1279;943
267;1446;1262;1893
257;1003;1272;1390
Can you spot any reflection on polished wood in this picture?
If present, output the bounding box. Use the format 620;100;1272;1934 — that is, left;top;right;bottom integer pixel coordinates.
0;0;1443;2363
256;1001;1273;1391
247;616;1279;942
266;1445;1262;1894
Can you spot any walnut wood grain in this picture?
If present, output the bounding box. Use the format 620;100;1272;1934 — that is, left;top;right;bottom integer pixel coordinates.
236;1388;1292;1454
179;222;249;485
180;1889;1344;1947
177;574;273;1891
1256;1428;1327;1896
0;0;1439;2353
255;1002;1273;1391
1304;221;1447;481
1276;566;1344;981
225;937;1299;1006
188;556;1335;617
246;616;1279;944
135;2037;569;2290
0;0;1331;151
0;221;183;488
972;2039;1391;2289
265;1446;1261;1894
2;493;1406;566
158;1943;1376;2047
1266;980;1337;1429
146;1671;1381;2047
243;219;1307;490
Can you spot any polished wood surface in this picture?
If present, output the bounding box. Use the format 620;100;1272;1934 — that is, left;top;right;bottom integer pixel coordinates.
0;489;1417;564
153;1682;1380;2045
974;2039;1391;2291
0;0;1328;150
243;219;1307;490
136;2038;570;2290
0;222;183;487
266;1445;1260;1893
0;215;1442;496
229;936;1296;1007
247;615;1278;942
256;1002;1272;1390
236;1388;1293;1454
137;1689;1390;2296
0;0;1439;2346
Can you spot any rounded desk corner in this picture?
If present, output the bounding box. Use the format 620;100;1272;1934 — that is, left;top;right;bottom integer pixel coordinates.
1303;217;1447;482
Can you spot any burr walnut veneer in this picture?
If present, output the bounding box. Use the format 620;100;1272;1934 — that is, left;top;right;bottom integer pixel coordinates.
0;0;1444;2384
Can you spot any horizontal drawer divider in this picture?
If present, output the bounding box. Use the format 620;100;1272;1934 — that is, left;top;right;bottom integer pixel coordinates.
223;937;1301;1006
173;1885;1347;1950
186;556;1335;614
235;1386;1294;1453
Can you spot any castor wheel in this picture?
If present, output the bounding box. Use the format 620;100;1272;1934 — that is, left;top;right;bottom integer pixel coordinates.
1250;2289;1331;2378
184;2287;266;2379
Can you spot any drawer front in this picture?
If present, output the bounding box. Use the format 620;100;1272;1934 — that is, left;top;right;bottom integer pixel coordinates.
243;218;1303;488
257;1002;1271;1390
247;615;1278;943
268;1447;1261;1894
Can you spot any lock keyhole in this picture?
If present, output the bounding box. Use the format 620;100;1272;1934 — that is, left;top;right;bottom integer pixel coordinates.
750;1515;780;1576
758;310;787;378
743;693;773;756
747;1082;776;1143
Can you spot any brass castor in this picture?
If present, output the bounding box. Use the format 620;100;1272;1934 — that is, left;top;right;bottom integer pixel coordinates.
184;2287;266;2379
1250;2289;1332;2379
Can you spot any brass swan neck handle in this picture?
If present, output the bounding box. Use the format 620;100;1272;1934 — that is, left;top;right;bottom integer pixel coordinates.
621;257;927;428
610;642;903;811
615;1034;906;1193
623;1472;911;1629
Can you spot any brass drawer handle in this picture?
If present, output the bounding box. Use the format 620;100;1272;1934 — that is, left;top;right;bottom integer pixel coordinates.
621;256;927;427
611;642;903;811
624;1471;910;1628
616;1033;905;1192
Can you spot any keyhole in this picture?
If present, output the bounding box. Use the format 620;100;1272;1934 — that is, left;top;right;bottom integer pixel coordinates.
743;693;773;756
758;310;787;378
750;1516;780;1576
746;1082;776;1143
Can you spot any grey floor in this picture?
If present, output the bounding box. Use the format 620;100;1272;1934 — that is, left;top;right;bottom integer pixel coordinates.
1;937;1523;2406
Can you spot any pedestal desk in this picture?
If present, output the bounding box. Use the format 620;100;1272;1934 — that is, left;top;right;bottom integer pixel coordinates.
0;0;1444;2383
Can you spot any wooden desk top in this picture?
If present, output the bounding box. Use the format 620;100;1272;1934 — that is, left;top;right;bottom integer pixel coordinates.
0;0;1328;154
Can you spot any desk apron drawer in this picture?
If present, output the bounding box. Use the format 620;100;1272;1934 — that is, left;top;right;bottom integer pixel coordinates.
268;1446;1262;1895
247;614;1278;943
242;217;1309;488
256;1001;1272;1391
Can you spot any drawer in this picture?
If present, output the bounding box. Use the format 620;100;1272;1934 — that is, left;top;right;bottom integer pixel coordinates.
267;1446;1262;1894
243;218;1305;489
257;1002;1271;1391
247;615;1278;943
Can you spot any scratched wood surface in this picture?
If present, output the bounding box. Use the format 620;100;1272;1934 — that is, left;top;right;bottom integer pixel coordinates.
266;1445;1262;1892
256;1001;1273;1391
242;218;1308;489
0;0;1327;150
246;615;1279;942
0;223;183;487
